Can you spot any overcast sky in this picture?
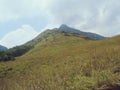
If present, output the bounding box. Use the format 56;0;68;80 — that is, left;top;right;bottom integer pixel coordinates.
0;0;120;48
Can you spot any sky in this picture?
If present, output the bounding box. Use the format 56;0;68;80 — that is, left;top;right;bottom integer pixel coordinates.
0;0;120;48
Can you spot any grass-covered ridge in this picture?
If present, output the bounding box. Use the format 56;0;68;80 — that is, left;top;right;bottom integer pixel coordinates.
0;31;120;90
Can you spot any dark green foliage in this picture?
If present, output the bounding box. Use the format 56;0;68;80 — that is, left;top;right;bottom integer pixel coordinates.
0;51;14;61
8;45;33;57
0;45;33;62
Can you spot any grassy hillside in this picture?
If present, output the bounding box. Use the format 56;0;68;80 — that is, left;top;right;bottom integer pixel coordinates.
0;31;120;90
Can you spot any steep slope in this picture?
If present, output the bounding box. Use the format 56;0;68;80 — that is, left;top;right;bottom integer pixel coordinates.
25;29;54;46
0;45;7;51
7;30;80;58
0;31;120;90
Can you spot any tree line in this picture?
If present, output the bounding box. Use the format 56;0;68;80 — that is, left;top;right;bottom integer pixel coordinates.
0;45;33;62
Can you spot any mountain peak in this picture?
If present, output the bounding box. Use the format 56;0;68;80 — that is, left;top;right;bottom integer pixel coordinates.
59;24;69;29
58;24;105;40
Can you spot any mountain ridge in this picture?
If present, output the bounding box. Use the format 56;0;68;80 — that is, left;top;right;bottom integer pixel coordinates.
0;45;7;51
58;24;105;40
0;24;106;61
25;24;105;47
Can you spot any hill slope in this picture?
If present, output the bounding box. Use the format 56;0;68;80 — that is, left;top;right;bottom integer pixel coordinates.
0;31;120;90
0;45;7;51
7;25;104;59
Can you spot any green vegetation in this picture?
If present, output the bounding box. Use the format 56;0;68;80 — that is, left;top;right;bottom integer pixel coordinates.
7;45;33;57
0;51;14;61
0;31;120;90
0;45;33;62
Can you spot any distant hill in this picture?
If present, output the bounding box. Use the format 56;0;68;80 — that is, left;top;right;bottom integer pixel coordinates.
0;45;7;51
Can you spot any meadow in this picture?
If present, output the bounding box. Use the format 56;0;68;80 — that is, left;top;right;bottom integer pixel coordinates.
0;32;120;90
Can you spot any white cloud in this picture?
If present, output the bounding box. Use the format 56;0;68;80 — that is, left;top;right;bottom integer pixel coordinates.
0;25;39;48
46;0;120;36
0;0;54;22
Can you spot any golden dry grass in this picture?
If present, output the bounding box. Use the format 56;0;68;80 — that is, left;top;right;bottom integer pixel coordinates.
0;33;120;90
